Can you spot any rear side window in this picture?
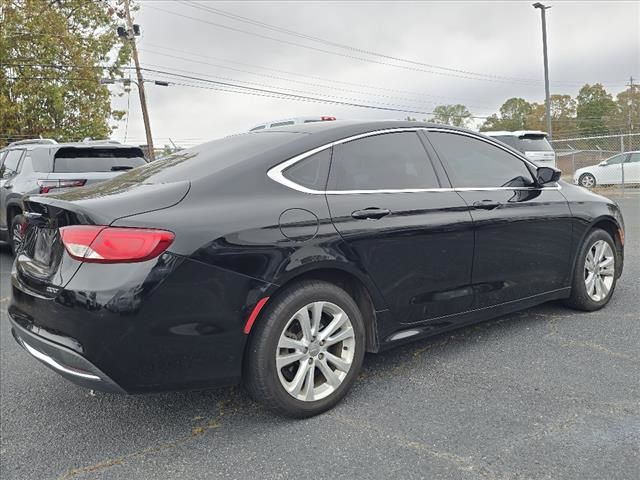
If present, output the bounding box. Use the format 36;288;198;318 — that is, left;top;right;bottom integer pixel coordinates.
250;125;266;131
628;153;640;163
328;132;439;190
53;148;146;173
270;121;295;128
428;132;534;188
283;149;331;190
606;154;626;165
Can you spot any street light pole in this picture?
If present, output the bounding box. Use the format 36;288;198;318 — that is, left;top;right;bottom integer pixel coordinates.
123;0;155;160
533;3;552;140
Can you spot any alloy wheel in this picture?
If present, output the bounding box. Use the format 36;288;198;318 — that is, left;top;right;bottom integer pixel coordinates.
276;301;355;402
580;174;596;188
584;240;615;302
11;220;24;254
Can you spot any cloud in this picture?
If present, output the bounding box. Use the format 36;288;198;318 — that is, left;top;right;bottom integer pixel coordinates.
111;0;639;147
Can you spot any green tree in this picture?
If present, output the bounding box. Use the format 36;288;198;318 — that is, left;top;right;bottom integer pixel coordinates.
526;94;577;137
429;104;471;127
576;83;617;136
613;85;640;133
0;0;133;146
480;97;533;131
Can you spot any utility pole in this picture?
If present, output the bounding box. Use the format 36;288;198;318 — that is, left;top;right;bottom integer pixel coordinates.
627;76;635;132
122;0;155;160
533;3;552;140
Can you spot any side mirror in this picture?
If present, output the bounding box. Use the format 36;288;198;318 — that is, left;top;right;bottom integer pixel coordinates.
598;161;607;166
536;166;561;185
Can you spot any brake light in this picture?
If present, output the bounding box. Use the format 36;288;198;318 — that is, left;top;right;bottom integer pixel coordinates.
320;116;336;121
59;225;175;263
38;179;86;194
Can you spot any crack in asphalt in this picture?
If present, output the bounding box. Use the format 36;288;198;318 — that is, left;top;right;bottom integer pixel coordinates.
58;395;236;479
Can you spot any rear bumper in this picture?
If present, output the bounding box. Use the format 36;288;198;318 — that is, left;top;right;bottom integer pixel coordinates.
10;316;125;393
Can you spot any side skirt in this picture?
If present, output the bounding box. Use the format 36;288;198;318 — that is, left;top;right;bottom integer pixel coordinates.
378;287;571;351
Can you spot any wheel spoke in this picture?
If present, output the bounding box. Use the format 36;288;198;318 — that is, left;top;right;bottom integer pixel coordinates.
317;358;341;388
319;312;347;341
585;250;595;271
278;336;307;351
600;266;615;277
302;363;315;401
594;275;604;299
585;272;595;294
599;256;613;268
295;307;313;342
594;241;605;263
324;351;351;373
277;352;306;369
310;302;324;336
287;362;309;396
325;325;354;347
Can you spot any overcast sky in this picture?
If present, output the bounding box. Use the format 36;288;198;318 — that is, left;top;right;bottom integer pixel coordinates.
109;0;639;148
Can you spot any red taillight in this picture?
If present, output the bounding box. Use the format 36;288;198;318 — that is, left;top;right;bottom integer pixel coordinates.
59;225;175;263
320;116;336;121
38;179;86;194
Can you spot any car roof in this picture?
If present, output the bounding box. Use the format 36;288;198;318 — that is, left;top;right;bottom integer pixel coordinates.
483;130;548;137
250;119;467;135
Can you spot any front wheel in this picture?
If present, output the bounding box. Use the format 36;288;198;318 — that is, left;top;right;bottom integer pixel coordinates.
565;229;618;311
244;280;365;418
9;214;25;256
579;173;596;188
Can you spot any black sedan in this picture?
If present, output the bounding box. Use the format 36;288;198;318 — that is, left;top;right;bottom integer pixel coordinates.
8;121;625;417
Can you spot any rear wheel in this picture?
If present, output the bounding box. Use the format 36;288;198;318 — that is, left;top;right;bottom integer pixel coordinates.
565;229;618;311
579;173;596;188
9;214;25;256
244;280;365;418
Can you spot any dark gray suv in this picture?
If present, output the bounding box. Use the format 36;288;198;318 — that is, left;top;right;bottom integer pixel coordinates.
0;139;146;254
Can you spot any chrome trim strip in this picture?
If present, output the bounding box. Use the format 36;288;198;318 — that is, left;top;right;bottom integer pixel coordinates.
21;340;102;381
267;127;556;195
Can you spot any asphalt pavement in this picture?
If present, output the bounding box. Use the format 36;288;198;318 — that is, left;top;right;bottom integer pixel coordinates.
1;193;638;480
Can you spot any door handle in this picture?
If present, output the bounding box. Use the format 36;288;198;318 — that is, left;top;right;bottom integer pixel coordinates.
351;207;391;220
472;200;501;210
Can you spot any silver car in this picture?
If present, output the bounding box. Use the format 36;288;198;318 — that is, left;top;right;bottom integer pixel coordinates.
0;139;147;254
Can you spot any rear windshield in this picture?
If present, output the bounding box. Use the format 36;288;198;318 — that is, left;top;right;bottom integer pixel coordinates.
106;131;301;184
494;135;552;152
53;147;146;173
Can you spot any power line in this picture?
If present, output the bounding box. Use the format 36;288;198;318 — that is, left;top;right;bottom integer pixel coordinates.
181;1;539;83
146;4;556;87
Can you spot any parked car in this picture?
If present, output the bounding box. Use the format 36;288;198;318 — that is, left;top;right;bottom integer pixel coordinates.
573;151;640;188
484;130;556;168
9;121;624;417
0;139;147;254
249;115;336;131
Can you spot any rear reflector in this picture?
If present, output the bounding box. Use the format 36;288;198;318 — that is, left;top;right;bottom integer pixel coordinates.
38;179;86;194
59;225;175;263
243;297;270;334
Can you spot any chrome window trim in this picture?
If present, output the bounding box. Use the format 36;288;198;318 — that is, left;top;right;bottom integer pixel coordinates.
267;127;558;195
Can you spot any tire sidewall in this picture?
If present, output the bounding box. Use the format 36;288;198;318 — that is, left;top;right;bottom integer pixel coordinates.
246;281;366;417
572;229;618;310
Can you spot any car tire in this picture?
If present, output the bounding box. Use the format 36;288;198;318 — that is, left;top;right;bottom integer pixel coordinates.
244;280;366;418
564;229;618;311
9;213;25;256
579;173;596;188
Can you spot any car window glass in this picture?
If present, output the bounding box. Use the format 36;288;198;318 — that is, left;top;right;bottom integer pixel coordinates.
250;125;266;131
283;148;331;190
328;132;439;190
270;121;295;128
429;132;534;188
0;151;6;166
626;153;640;163
606;154;626;165
1;149;24;177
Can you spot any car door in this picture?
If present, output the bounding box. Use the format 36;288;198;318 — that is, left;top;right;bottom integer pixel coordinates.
0;149;25;230
623;152;640;183
426;130;573;309
325;130;475;328
597;153;627;185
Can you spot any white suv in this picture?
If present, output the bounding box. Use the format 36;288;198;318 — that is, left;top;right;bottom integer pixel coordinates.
484;130;556;168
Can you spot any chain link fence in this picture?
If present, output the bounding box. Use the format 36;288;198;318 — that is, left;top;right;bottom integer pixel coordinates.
551;133;640;191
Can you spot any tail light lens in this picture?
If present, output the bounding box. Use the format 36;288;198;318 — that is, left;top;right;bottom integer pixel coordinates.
38;179;86;194
320;116;336;121
59;225;175;263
